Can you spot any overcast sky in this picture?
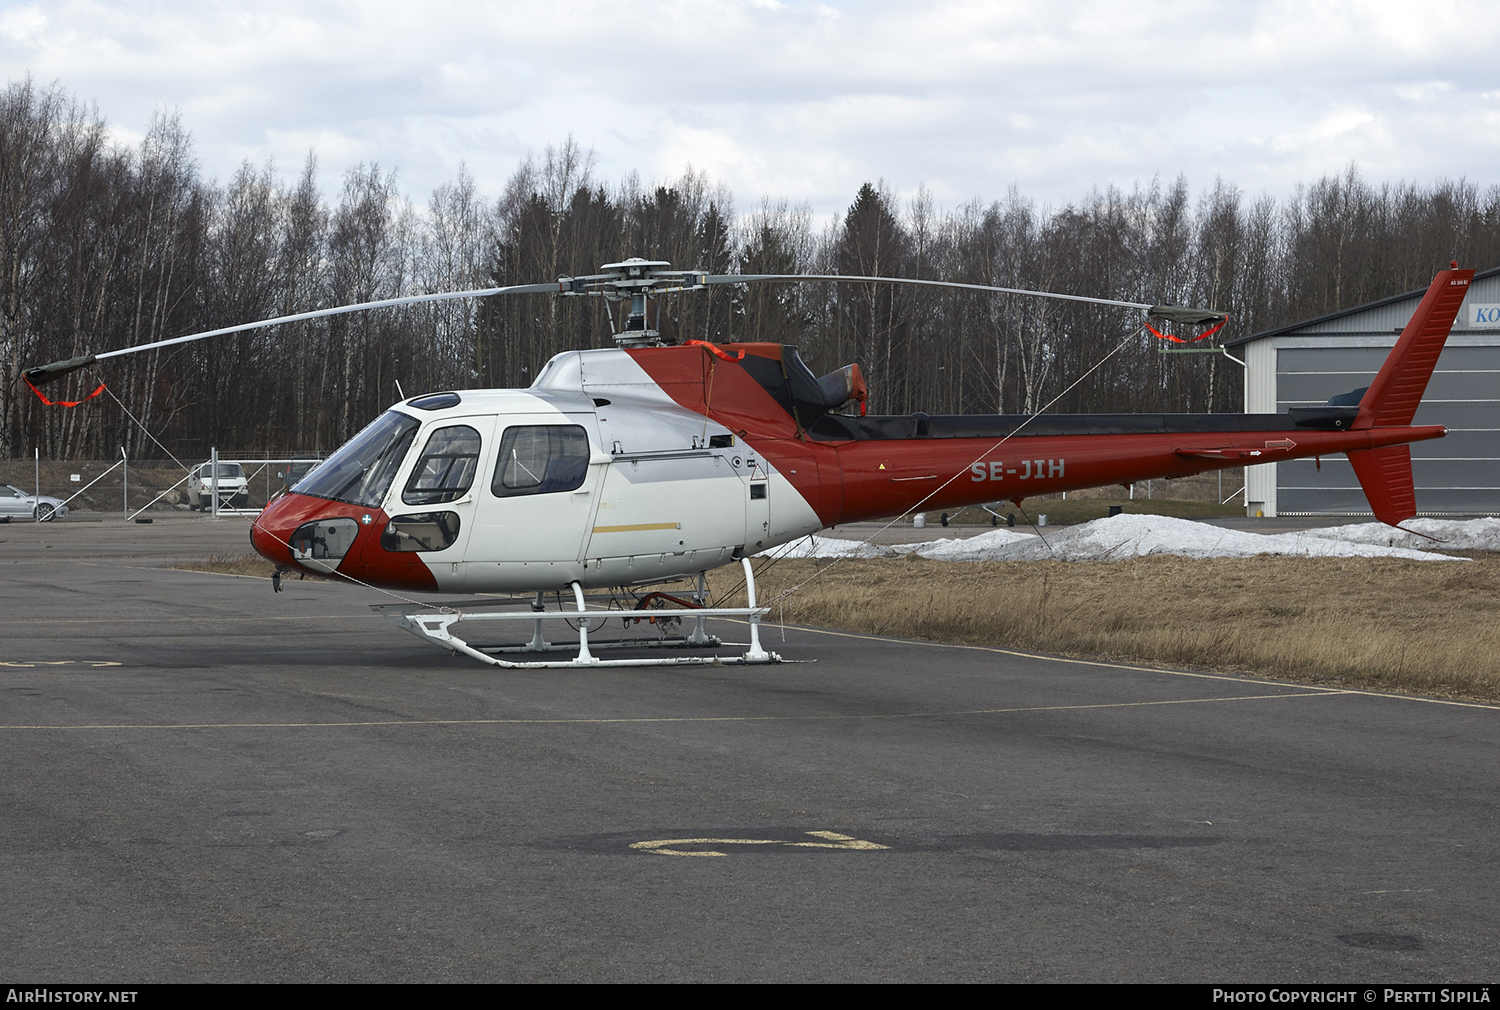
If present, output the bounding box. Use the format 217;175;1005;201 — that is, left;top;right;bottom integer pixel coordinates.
2;0;1496;221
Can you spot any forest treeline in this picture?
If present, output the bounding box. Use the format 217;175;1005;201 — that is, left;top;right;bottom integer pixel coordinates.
4;77;1499;459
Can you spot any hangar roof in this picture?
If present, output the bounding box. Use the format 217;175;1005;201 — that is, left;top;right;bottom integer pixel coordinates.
1227;265;1500;348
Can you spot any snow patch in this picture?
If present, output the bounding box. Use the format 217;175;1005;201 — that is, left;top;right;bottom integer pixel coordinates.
760;514;1482;563
890;527;1041;560
996;514;1457;562
758;535;897;559
1297;517;1500;552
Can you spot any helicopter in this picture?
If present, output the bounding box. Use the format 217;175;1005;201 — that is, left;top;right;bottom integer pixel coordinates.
23;261;1474;668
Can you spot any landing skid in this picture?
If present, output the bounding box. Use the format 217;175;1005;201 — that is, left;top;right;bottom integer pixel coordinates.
373;558;782;668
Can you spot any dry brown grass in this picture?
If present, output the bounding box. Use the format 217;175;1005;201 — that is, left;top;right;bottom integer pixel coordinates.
174;554;278;578
709;554;1500;703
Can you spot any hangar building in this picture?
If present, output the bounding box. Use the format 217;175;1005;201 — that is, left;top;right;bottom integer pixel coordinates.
1227;267;1500;517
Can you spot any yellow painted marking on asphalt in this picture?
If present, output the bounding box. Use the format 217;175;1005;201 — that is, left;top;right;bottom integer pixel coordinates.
73;561;281;582
162;570;274;581
0;615;366;624
630;831;888;857
0;661;121;668
590;522;680;533
0;690;1349;731
789;831;890;850
1;598;623;626
630;838;784;857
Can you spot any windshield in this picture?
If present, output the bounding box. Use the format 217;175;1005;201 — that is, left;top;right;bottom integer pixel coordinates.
198;464;243;479
293;410;421;507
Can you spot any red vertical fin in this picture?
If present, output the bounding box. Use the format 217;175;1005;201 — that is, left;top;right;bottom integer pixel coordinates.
1354;268;1473;429
1347;444;1416;527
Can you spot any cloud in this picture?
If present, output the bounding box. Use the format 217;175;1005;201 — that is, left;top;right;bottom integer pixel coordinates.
1;0;1496;218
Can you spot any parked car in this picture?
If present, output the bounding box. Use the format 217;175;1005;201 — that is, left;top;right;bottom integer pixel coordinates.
0;484;69;521
186;462;249;510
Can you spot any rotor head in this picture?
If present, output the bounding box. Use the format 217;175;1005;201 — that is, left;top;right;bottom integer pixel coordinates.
565;258;707;347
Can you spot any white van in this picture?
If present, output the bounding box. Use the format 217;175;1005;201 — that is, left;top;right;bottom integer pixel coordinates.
187;462;249;510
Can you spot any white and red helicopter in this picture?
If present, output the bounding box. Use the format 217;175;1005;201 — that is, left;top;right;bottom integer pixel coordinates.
24;261;1473;667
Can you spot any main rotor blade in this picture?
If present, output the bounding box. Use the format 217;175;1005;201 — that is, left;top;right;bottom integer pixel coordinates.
698;273;1160;313
696;272;1228;323
23;281;563;385
24;265;1227;388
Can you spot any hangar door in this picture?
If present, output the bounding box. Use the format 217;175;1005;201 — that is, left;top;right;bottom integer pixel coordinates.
1275;344;1500;515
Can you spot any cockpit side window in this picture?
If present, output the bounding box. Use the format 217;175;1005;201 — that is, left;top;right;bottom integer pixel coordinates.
403;425;482;505
492;425;590;497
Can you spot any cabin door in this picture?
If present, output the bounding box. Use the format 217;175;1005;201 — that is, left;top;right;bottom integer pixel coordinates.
465;415;602;573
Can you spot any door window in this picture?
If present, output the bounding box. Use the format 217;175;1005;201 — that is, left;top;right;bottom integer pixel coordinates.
403;425;482;505
492;425;590;497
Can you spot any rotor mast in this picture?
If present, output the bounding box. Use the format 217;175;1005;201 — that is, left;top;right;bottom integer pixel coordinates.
564;258;708;348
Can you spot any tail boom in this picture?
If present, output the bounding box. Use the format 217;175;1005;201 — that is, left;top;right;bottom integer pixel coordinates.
783;423;1449;527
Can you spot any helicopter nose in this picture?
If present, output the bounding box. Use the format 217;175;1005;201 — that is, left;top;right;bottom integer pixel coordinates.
250;492;439;592
250;494;305;565
250;492;366;572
